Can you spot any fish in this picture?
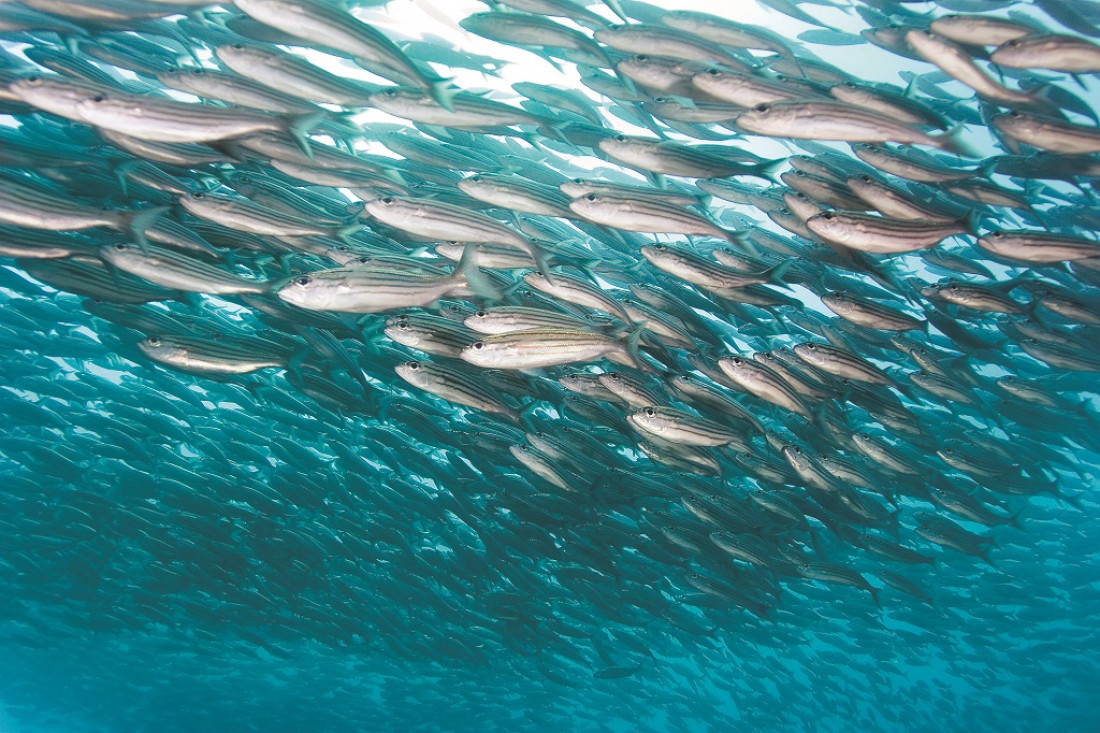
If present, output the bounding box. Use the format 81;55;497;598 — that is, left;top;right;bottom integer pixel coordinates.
395;360;521;420
460;327;642;370
233;0;454;107
276;242;497;312
736;100;965;151
0;3;1095;731
806;211;969;254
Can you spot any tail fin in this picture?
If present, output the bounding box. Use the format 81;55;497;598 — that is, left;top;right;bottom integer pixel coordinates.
123;206;169;252
601;0;628;22
624;323;653;373
936;123;979;159
428;78;458;112
454;243;503;301
336;224;365;245
286;111;326;160
528;241;556;286
757;157;787;184
764;259;796;287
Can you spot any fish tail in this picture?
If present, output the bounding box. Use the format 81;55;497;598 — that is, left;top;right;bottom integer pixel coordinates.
601;0;629;23
287;111;326;160
380;167;408;186
720;226;749;245
625;323;654;373
336;224;365;245
530;243;556;286
757;157;787;184
123;206;169;252
428;78;458;112
114;160;139;198
764;259;795;287
935;123;979;158
454;243;503;302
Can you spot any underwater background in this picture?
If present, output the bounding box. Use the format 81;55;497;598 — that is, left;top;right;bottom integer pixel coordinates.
1;0;1099;731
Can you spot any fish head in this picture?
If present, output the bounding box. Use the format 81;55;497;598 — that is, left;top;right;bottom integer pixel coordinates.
460;338;502;367
383;316;423;347
75;92;142;127
627;405;669;435
792;342;823;364
781;445;811;472
363;195;409;226
395;360;433;387
567;192;612;218
139;335;186;363
177;191;225;216
456;174;483;196
592;25;626;43
368;88;425;115
97;242;142;267
557;180;590;198
805;212;847;242
10;74;98;117
276;271;342;310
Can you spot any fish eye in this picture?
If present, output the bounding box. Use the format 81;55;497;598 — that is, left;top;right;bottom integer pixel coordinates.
147;337;161;346
26;75;41;84
585;194;597;201
643;407;656;417
91;94;106;102
471;341;484;350
192;192;205;199
991;231;1005;238
706;68;721;76
859;175;872;182
635;54;649;61
112;243;126;250
753;103;769;112
607;373;620;381
731;357;742;365
408;362;421;371
469;175;481;182
336;245;350;252
474;310;487;318
232;43;244;49
380;197;394;204
294;276;312;287
948;283;959;291
653;97;668;102
191;68;204;75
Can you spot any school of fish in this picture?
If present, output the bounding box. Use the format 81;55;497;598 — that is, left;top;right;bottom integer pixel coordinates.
1;0;1099;730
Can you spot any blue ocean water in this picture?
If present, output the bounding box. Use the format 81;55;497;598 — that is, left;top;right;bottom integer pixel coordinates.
1;0;1099;731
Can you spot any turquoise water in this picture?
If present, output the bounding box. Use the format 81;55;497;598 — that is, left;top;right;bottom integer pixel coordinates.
1;0;1099;731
